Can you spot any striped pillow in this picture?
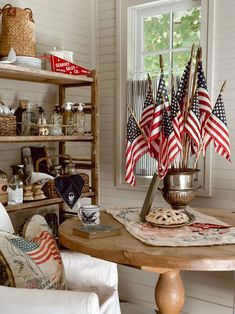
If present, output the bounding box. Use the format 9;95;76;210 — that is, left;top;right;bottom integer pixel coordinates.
0;214;65;289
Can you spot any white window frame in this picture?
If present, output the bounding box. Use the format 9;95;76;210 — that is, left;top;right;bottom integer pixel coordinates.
116;0;214;196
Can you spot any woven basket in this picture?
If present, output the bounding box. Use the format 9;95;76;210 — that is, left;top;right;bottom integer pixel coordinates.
35;154;73;199
76;172;90;193
36;154;89;199
0;115;16;136
0;4;36;57
41;179;58;199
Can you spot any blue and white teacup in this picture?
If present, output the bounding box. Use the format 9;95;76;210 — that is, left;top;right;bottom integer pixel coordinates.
78;205;100;225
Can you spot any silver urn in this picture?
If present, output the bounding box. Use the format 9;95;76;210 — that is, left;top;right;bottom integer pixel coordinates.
158;169;201;210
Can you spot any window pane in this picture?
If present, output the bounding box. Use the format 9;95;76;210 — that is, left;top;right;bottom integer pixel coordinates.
173;7;201;49
144;14;170;52
144;53;170;80
135;154;156;176
173;50;191;77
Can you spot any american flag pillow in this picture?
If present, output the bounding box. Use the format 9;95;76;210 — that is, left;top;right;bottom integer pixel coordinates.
0;215;65;289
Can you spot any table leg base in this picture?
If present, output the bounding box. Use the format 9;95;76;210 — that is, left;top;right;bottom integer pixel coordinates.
155;269;185;314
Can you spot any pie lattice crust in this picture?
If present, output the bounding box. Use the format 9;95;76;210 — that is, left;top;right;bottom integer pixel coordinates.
145;208;189;225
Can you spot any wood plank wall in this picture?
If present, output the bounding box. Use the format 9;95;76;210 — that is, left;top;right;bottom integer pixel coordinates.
97;0;235;313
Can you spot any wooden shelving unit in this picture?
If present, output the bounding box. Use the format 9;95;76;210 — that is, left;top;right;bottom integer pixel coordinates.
0;63;93;85
6;191;95;213
0;64;99;219
0;135;94;143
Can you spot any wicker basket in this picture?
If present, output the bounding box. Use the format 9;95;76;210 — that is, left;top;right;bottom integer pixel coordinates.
76;172;90;193
35;154;89;199
35;154;71;199
41;179;58;199
0;115;16;136
0;4;36;57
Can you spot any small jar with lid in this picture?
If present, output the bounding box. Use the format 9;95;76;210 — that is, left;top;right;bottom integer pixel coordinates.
0;170;8;206
8;175;23;205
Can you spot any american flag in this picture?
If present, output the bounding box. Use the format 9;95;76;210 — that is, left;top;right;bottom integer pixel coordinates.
171;88;183;150
10;231;62;265
197;60;212;130
203;92;231;161
158;108;181;178
29;231;62;265
149;73;168;158
157;73;170;113
139;87;155;138
125;113;149;186
176;59;191;113
185;90;201;152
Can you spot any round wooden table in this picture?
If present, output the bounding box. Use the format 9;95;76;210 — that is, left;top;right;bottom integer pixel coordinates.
59;208;235;314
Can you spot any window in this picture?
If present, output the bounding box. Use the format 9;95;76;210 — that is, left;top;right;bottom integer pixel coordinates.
116;0;214;196
136;2;201;78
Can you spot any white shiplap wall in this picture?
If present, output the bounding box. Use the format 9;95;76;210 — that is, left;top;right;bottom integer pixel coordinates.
0;0;93;224
97;0;235;313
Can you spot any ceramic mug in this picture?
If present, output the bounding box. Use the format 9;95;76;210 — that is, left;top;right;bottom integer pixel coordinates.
78;205;100;225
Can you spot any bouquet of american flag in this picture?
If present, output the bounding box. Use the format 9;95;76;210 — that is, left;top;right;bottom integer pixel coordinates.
125;46;231;187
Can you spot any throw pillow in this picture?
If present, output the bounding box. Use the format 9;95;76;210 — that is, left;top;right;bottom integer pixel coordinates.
0;214;66;289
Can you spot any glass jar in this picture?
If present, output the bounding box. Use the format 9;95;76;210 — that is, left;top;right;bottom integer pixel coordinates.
21;102;36;135
49;105;62;136
8;175;23;205
0;170;8;205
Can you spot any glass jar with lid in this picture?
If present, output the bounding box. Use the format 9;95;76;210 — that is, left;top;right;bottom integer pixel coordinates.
0;170;8;205
8;175;23;205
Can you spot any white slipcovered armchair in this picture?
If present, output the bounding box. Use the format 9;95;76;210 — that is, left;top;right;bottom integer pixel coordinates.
0;204;121;314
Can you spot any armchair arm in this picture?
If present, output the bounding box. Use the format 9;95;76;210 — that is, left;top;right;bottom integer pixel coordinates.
0;286;100;314
61;251;121;314
61;251;118;290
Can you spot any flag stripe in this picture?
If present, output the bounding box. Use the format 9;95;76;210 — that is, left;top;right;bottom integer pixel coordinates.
204;92;231;161
125;113;149;186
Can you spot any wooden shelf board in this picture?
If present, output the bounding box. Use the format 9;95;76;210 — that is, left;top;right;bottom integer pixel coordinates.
0;135;93;143
6;192;95;213
0;64;93;85
6;198;63;213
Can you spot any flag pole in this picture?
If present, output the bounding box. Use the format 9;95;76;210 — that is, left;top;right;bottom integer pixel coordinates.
184;47;200;168
147;73;152;86
192;80;227;169
181;44;195;169
147;73;156;106
127;105;148;143
159;54;164;73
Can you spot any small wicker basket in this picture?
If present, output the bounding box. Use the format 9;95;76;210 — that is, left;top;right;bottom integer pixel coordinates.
0;115;16;136
35;154;89;199
0;101;16;136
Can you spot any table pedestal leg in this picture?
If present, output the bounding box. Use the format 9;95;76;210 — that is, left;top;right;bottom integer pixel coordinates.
155;269;185;314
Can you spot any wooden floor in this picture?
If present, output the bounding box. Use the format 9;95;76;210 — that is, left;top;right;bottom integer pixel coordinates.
120;302;157;314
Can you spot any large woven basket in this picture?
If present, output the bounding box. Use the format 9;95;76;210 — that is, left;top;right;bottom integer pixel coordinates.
0;4;36;57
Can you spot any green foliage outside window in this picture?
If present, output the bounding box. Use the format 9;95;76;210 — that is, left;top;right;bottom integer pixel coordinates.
143;7;201;78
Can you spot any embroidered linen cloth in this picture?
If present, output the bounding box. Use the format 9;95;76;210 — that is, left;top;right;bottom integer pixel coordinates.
105;207;235;247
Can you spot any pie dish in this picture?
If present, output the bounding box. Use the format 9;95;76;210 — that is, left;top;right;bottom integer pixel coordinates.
145;208;194;228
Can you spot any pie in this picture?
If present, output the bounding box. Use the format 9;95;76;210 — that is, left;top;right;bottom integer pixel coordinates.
145;208;189;225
